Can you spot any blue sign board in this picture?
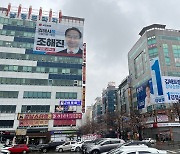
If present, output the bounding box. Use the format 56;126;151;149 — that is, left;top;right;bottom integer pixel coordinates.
59;100;81;106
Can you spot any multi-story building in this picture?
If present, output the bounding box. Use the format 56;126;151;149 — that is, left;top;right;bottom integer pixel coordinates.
128;24;180;141
117;76;131;116
92;97;102;123
0;4;85;144
102;82;117;114
83;105;93;124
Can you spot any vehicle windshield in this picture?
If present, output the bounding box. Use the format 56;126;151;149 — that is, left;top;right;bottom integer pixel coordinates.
108;148;123;154
117;141;132;148
95;139;105;145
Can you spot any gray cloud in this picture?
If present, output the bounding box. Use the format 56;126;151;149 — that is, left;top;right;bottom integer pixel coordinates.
1;0;180;106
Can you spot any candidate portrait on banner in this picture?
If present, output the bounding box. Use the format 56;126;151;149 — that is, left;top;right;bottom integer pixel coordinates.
58;27;83;54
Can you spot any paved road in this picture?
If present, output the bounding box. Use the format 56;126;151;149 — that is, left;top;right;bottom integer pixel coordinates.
30;151;81;154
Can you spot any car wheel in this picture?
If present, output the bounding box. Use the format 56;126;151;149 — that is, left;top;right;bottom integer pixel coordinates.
76;147;81;152
22;150;27;154
42;148;47;153
91;150;100;154
58;148;63;152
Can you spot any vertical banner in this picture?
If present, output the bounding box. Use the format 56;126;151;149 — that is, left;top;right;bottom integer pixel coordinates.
136;79;154;111
82;43;86;113
150;57;165;103
83;43;86;84
82;86;86;113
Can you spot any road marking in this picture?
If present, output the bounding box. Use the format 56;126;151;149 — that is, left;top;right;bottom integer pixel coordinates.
167;150;177;153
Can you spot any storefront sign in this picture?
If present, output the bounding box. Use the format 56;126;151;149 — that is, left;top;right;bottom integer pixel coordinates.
19;120;49;127
16;129;27;135
53;120;76;126
52;113;82;120
55;105;77;112
59;100;81;106
51;130;77;134
17;113;52;120
145;116;155;124
157;123;180;127
145;124;153;128
157;115;169;122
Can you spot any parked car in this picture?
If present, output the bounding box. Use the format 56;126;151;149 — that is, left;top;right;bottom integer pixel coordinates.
55;141;76;152
2;144;29;154
82;138;105;153
108;145;167;154
0;144;10;154
142;138;156;144
71;141;84;152
85;138;125;154
40;141;65;153
28;144;46;152
106;140;153;154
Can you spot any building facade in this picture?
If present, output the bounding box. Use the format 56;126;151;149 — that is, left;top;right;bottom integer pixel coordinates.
0;4;85;144
102;82;117;114
128;24;180;141
92;97;102;123
117;76;131;116
83;105;93;124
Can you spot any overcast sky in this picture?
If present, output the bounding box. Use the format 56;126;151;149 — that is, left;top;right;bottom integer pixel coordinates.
1;0;180;107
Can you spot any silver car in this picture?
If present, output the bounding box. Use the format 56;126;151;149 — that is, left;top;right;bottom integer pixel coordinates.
85;138;125;154
56;141;76;152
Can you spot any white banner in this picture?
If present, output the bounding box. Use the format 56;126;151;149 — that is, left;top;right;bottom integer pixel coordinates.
161;76;180;103
34;21;83;53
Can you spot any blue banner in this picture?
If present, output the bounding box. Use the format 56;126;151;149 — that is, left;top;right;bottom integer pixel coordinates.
59;100;81;106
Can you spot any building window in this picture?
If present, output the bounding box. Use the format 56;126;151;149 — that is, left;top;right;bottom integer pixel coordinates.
147;36;156;45
163;44;170;65
0;105;16;113
0;120;14;128
0;91;19;98
56;92;77;99
23;91;51;99
148;48;158;58
0;52;82;64
172;45;180;67
21;105;50;113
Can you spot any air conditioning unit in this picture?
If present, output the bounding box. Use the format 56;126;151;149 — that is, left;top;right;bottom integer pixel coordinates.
74;80;78;86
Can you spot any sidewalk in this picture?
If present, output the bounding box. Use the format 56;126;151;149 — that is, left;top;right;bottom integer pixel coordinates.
155;141;180;150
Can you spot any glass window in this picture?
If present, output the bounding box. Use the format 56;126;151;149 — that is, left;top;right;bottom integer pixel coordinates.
0;120;14;128
139;151;151;154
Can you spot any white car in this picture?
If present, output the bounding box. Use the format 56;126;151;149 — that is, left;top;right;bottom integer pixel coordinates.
142;138;156;144
0;149;11;154
111;145;167;154
55;141;76;152
0;144;11;154
71;141;83;152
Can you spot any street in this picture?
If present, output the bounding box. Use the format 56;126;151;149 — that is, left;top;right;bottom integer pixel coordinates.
30;151;82;154
35;152;81;154
29;149;180;154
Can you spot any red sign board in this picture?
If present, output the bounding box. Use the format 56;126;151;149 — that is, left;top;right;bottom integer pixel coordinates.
53;120;76;126
52;113;82;120
18;113;51;120
19;120;49;127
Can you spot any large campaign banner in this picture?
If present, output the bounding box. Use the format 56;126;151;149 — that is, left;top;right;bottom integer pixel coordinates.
150;57;165;103
33;21;83;55
136;79;154;110
161;76;180;103
137;57;180;112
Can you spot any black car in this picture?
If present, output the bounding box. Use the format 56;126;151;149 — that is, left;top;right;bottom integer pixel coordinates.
40;141;65;153
28;144;47;152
